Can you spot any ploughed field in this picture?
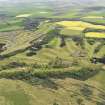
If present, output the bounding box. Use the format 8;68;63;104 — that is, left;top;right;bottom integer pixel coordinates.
1;18;105;105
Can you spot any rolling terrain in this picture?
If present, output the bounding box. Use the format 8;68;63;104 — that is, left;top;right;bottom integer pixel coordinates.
0;0;105;105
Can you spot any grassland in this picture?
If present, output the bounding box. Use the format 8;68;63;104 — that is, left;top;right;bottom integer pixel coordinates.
1;14;105;105
1;78;105;105
1;1;105;104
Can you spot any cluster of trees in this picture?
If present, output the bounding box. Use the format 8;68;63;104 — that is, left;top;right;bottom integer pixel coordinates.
91;57;105;64
23;18;43;30
27;29;60;56
48;57;72;68
0;43;6;59
0;62;27;71
0;64;100;81
27;41;42;56
0;43;6;52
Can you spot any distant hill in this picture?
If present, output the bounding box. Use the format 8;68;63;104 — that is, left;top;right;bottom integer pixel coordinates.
0;0;105;16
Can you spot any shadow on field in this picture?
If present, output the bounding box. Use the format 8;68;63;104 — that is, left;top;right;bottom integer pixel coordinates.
24;77;59;90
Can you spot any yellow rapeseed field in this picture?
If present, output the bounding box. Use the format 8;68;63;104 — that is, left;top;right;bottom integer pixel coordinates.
85;32;105;38
56;21;105;30
66;26;84;31
16;14;32;18
82;16;104;19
